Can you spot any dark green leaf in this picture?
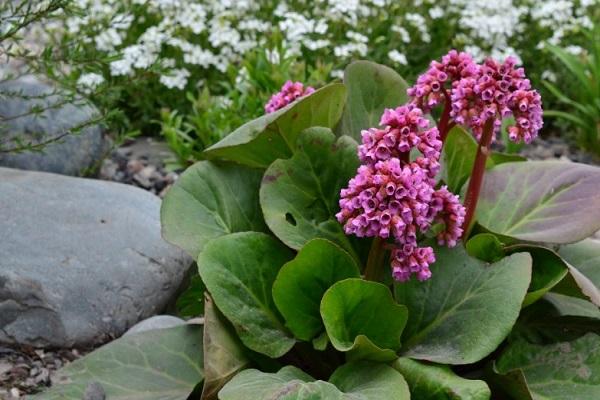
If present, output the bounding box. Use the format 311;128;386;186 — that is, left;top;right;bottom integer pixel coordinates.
475;161;600;244
201;294;250;400
176;274;205;317
329;361;410;399
465;233;505;263
260;128;364;261
198;232;295;358
504;245;568;307
494;333;600;400
395;245;532;364
272;239;360;341
392;358;491;400
204;84;347;168
161;161;266;259
31;325;203;400
440;126;488;193
321;278;407;361
337;60;408;141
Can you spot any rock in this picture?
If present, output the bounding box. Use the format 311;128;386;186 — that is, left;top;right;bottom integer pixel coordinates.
0;76;108;176
0;167;193;348
124;315;186;336
83;382;106;400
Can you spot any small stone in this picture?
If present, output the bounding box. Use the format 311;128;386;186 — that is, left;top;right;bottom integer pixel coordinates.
126;159;144;174
11;388;20;398
83;382;106;400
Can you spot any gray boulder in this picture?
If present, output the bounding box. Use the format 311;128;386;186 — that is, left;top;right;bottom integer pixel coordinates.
124;315;187;336
0;167;193;347
0;76;107;176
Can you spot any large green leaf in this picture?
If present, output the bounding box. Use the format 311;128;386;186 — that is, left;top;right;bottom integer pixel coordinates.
558;238;600;306
475;161;600;244
260;128;363;260
204;84;347;168
494;333;600;400
30;325;203;400
337;60;408;141
220;362;410;400
321;278;407;361
272;239;360;341
201;295;250;400
392;358;491;400
161;161;266;259
197;232;295;358
395;245;532;364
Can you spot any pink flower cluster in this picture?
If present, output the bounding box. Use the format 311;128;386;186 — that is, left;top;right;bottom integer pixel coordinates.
408;50;478;111
264;81;315;114
337;105;465;282
358;105;442;177
408;51;543;144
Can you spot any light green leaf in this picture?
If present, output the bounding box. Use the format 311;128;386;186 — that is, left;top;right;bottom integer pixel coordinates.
198;232;295;358
30;325;203;400
393;358;491;400
220;362;410;400
556;238;600;306
321;278;407;361
494;333;600;400
441;126;490;193
475;161;600;244
337;60;408;141
161;161;266;259
465;233;505;263
201;295;250;400
395;245;532;364
260;127;364;261
272;239;360;341
204;84;347;168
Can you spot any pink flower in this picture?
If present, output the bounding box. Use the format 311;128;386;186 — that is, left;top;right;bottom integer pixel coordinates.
391;246;435;282
430;186;466;247
407;50;478;111
450;56;543;143
264;81;315;114
358;104;442;177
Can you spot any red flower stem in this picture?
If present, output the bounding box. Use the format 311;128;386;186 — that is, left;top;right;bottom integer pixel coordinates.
461;119;495;238
438;89;452;142
364;237;386;281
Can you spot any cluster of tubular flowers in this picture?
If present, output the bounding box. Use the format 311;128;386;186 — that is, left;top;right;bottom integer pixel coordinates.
264;80;315;113
337;104;465;282
408;50;543;144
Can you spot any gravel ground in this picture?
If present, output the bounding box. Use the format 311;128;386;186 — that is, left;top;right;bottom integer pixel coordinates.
0;346;90;398
99;137;180;198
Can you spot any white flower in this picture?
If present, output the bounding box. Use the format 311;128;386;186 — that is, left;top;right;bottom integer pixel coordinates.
388;50;408;65
77;73;105;92
160;68;191;90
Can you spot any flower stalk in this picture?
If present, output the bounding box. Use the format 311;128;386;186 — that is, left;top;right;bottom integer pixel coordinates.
461;118;495;235
364;237;386;281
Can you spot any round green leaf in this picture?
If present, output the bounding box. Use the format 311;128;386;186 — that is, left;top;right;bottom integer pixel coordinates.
393;358;491;400
321;278;408;361
494;333;600;400
475;161;600;244
329;361;410;400
204;84;347;168
161;161;267;259
395;245;532;364
201;294;250;400
31;325;203;400
220;362;410;400
336;60;408;141
272;239;360;341
260;127;364;260
466;233;506;263
198;232;295;358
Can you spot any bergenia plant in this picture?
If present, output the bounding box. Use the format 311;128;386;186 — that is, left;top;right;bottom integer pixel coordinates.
35;53;600;400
